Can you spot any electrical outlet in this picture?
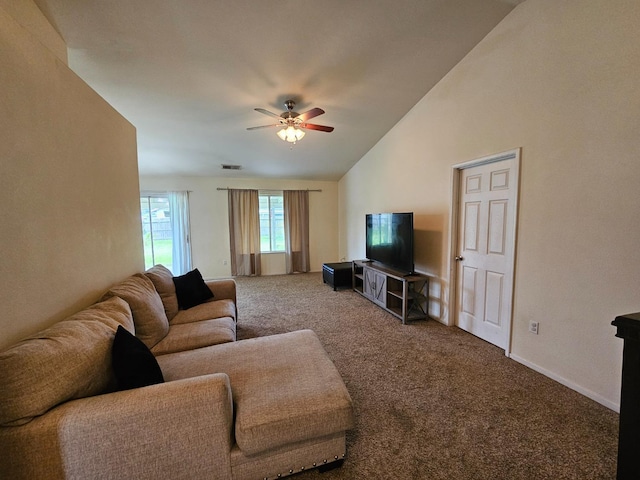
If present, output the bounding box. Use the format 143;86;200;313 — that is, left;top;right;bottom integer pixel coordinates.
223;260;228;265
529;321;539;335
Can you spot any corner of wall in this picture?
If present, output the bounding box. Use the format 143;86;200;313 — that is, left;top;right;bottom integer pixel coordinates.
0;0;68;64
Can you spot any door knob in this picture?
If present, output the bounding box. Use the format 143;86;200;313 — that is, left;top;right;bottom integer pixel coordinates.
455;256;464;261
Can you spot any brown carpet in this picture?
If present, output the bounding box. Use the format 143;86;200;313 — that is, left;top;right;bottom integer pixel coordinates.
234;273;618;480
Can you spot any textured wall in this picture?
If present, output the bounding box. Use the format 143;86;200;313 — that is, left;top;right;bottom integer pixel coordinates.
0;1;142;349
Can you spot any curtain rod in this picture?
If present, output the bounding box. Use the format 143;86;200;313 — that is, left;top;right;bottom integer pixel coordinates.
141;190;193;194
216;188;322;192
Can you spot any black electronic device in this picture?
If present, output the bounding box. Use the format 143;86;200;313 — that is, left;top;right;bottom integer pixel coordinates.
365;212;414;274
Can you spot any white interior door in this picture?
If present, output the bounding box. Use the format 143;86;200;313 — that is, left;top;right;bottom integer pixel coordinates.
454;152;519;351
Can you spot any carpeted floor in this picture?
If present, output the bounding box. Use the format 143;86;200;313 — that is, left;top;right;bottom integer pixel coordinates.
234;272;618;480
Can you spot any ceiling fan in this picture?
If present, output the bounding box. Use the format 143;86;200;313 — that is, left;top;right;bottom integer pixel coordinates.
247;100;334;143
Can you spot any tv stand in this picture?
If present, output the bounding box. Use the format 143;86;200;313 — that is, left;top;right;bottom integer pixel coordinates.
352;260;429;324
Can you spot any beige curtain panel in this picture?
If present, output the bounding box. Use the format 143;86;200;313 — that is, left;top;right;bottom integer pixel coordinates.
228;189;261;276
283;190;310;274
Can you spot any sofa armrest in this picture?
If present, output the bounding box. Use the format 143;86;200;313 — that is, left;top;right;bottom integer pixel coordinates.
206;279;237;305
0;374;234;480
63;374;234;479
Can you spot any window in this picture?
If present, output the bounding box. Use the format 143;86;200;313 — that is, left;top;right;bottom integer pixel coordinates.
259;192;285;252
140;195;173;270
140;192;192;274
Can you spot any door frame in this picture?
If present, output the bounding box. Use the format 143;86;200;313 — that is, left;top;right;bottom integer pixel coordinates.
446;148;521;356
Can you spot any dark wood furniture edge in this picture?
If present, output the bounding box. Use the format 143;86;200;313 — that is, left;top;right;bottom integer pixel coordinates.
612;312;640;480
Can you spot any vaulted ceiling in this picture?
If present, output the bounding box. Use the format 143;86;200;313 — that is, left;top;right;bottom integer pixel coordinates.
36;0;524;180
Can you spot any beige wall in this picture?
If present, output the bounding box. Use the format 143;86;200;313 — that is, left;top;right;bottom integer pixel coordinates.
0;1;142;350
339;0;640;410
0;0;66;64
139;176;339;278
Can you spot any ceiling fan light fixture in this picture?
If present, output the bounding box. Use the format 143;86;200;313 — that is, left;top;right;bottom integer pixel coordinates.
249;99;331;144
277;126;305;143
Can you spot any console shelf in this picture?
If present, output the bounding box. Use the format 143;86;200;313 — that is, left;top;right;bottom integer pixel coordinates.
352;260;429;324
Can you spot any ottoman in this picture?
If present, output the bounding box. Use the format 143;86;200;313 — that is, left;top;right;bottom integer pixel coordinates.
158;329;355;479
322;262;352;291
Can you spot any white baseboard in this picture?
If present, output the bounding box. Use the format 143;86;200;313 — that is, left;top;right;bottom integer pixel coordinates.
509;354;620;413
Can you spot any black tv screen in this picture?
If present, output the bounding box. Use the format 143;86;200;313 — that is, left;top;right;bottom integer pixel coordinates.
366;212;414;274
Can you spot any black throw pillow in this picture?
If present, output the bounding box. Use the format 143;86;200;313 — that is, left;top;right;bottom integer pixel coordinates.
172;268;214;310
112;325;164;391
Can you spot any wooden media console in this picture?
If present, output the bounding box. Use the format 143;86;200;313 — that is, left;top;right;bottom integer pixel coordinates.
352;260;429;324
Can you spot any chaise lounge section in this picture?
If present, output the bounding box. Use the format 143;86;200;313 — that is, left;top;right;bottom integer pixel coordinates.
0;265;355;479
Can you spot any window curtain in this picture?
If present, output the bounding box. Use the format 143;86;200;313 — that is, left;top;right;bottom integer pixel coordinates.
228;189;261;276
169;191;192;275
283;190;310;274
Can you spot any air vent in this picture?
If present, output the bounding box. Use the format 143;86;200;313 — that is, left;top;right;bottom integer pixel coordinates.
221;164;242;170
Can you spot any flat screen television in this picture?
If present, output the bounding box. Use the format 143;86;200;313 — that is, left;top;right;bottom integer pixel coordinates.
366;212;414;274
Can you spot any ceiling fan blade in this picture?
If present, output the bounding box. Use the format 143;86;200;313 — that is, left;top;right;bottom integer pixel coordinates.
301;123;334;133
254;108;282;119
296;107;325;122
246;124;280;130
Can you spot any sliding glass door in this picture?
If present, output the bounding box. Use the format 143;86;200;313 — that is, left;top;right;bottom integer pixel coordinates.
140;192;192;274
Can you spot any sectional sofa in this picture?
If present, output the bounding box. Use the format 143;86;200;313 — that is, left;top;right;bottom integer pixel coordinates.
0;265;355;479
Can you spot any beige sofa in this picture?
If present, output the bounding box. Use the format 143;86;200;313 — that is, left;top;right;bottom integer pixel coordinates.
0;265;355;479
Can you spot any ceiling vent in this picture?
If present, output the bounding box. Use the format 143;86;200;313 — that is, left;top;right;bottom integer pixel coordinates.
221;164;242;170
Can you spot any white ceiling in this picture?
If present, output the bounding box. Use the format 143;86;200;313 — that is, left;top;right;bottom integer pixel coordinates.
36;0;524;181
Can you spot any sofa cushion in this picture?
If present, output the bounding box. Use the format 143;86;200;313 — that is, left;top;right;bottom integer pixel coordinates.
145;264;179;321
112;325;165;390
151;317;236;356
0;297;133;426
170;299;237;325
157;329;355;456
102;274;169;349
172;268;214;310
